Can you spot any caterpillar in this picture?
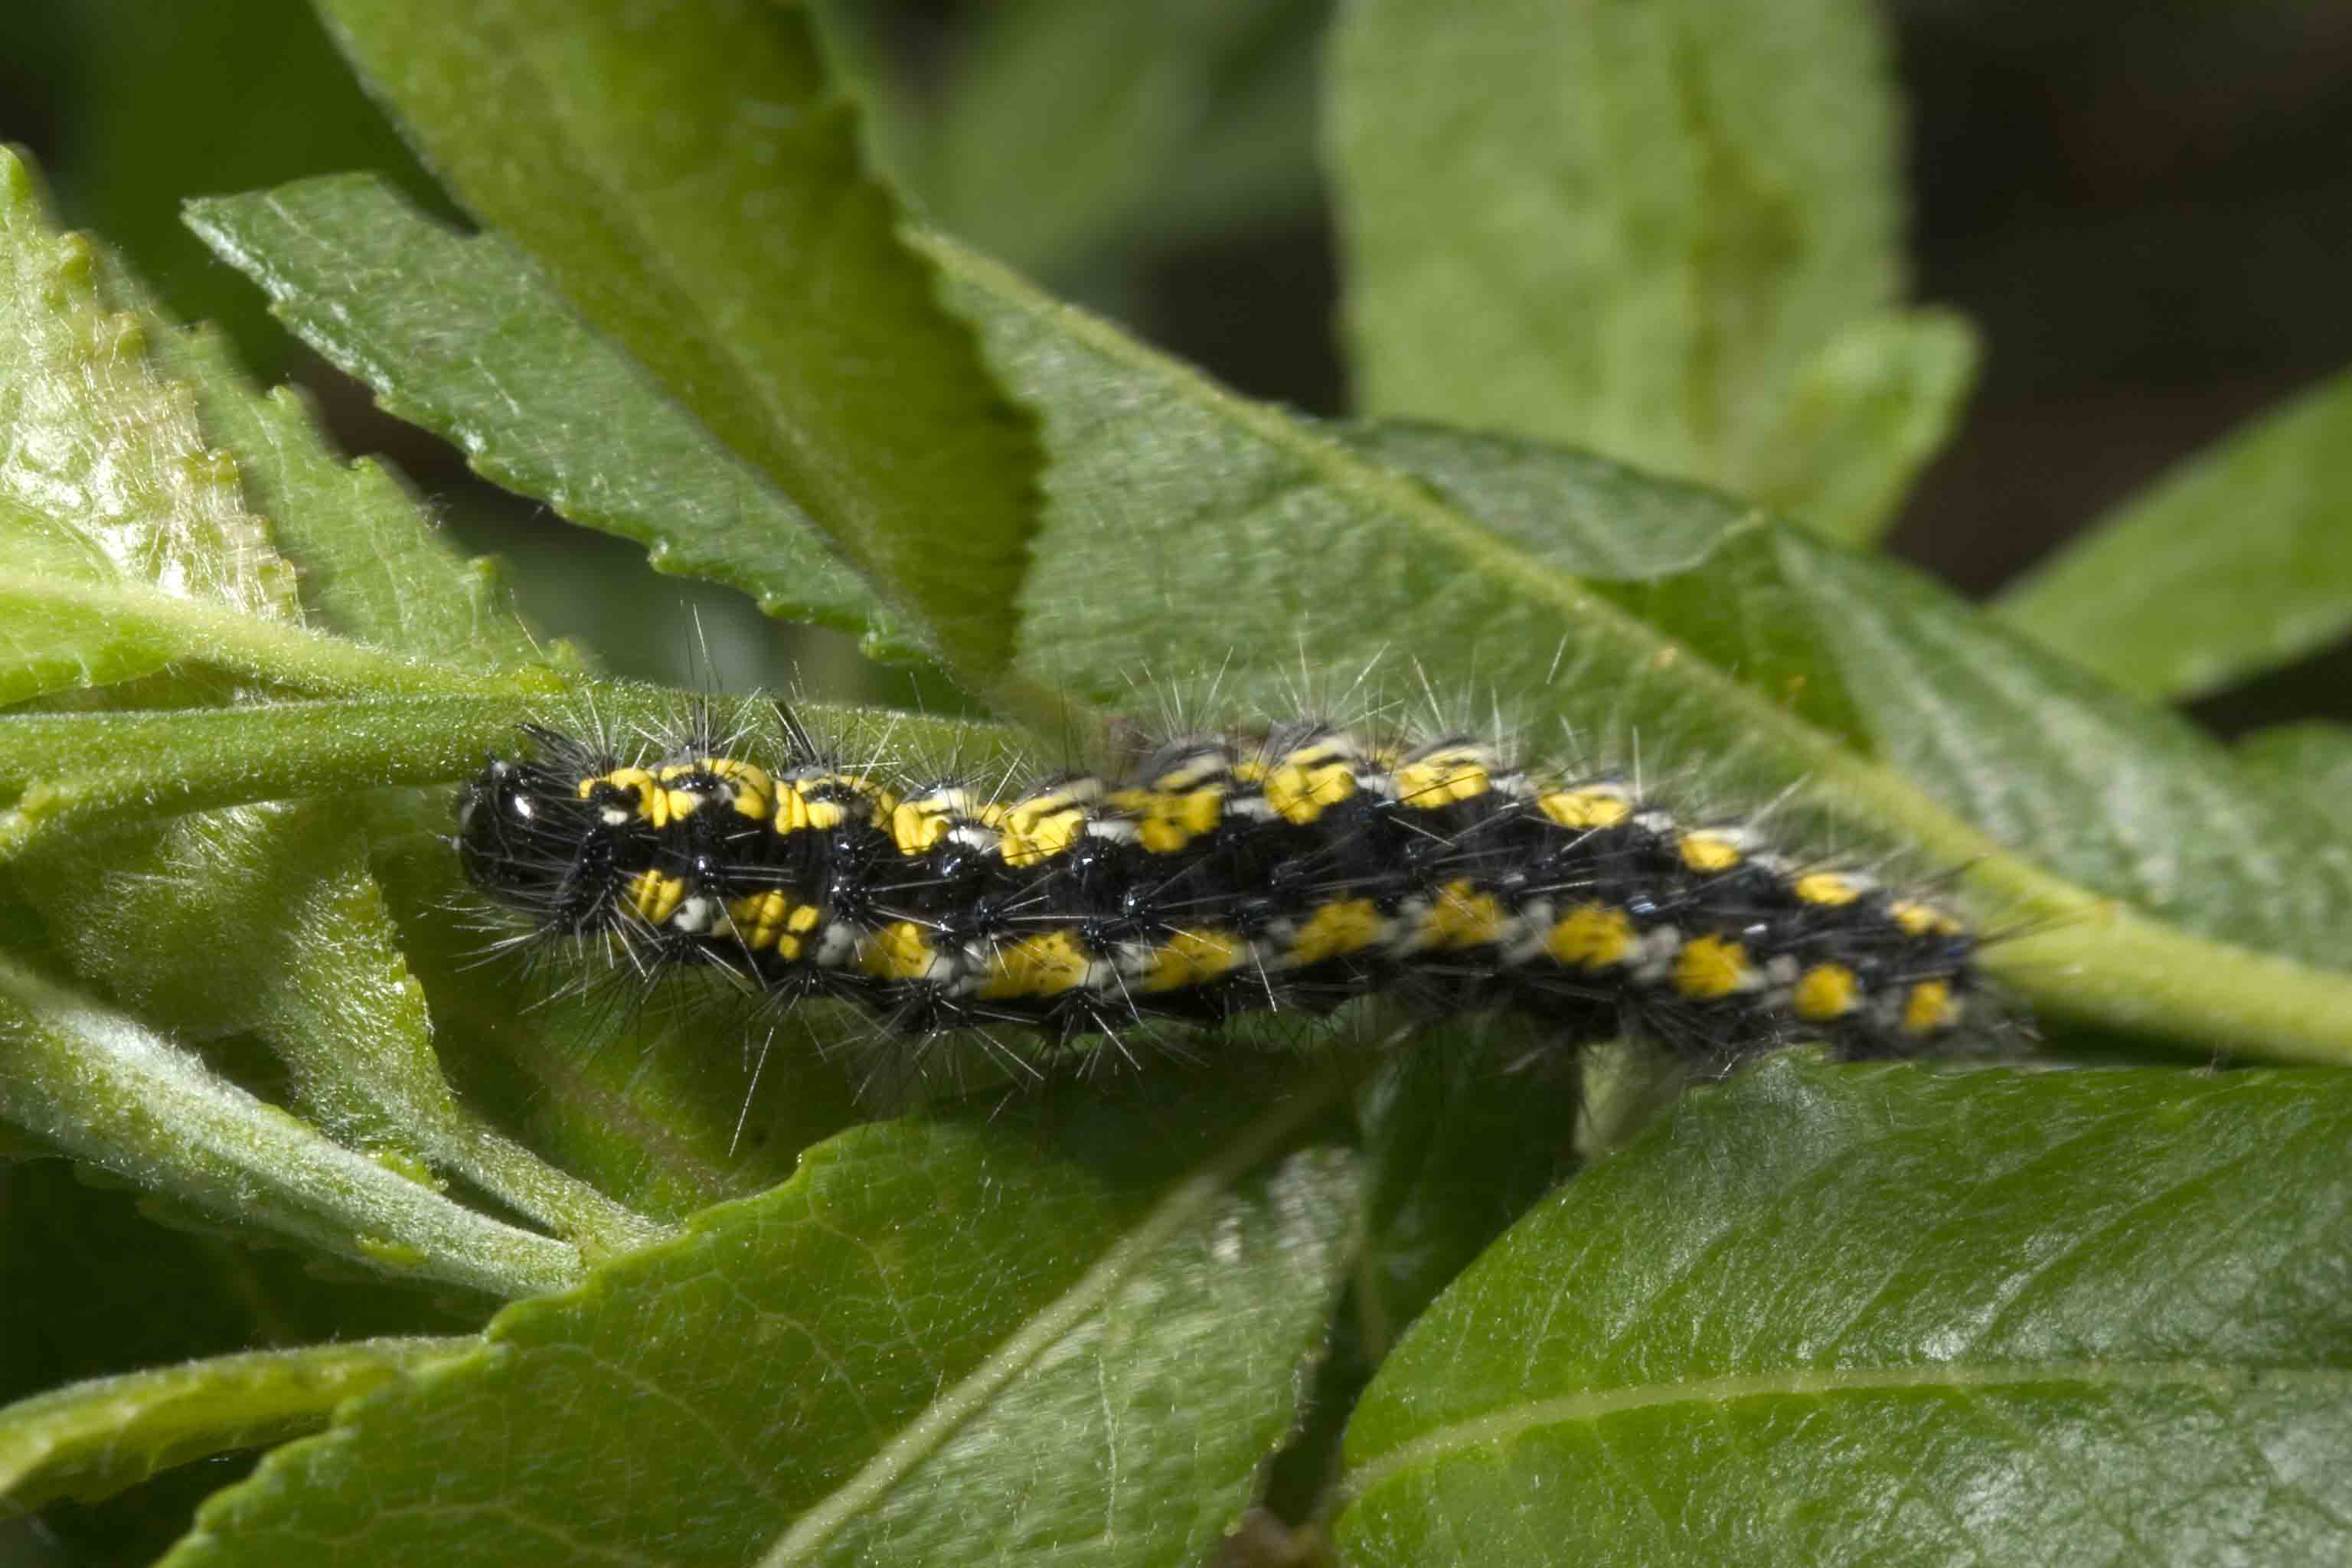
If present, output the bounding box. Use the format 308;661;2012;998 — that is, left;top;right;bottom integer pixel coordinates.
454;703;1982;1077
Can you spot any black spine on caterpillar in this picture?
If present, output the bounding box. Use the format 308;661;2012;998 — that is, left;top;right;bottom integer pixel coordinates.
455;717;1980;1064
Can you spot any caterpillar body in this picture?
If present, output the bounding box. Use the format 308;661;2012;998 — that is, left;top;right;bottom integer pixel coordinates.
456;707;1981;1073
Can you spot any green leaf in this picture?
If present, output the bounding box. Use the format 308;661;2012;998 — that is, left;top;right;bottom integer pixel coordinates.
913;235;2352;1064
0;687;1006;1233
0;193;629;1258
1743;307;1981;545
1351;1041;1580;1362
1776;539;2352;977
0;147;300;702
0;956;579;1298
311;0;1044;683
2;1160;484;1414
915;0;1327;282
161;1072;1359;1568
1994;368;2352;701
801;3;933;217
1334;1057;2352;1566
139;312;541;669
0;688;998;1248
0;573;541;701
1326;0;1914;514
1;1337;470;1517
0;697;530;861
21;807;665;1259
367;824;865;1227
0;686;933;866
184;175;923;664
2239;723;2352;841
33;0;440;383
179;178;2352;1060
81;198;533;675
0;156;545;702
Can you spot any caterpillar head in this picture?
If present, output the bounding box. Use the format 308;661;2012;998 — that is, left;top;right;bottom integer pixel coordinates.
456;751;618;931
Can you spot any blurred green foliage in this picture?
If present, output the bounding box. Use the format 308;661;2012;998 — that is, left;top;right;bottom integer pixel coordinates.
4;2;2352;1564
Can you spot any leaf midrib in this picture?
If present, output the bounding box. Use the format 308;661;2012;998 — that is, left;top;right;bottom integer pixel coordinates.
923;236;1982;868
0;1336;475;1512
0;572;544;701
751;1069;1354;1567
1341;1357;2352;1501
915;232;2352;1067
459;5;995;665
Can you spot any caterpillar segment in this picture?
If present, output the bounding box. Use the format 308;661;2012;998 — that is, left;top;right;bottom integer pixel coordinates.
458;721;1980;1062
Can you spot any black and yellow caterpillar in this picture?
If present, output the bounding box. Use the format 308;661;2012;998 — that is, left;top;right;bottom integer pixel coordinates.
456;713;1978;1063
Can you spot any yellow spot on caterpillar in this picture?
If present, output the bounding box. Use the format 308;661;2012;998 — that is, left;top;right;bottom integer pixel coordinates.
860;921;941;982
888;802;943;854
1795;873;1864;906
627;869;685;926
1547;903;1634;970
1138;929;1246;993
1538;786;1632;830
706;758;774;822
1679;830;1743;874
1903;979;1958;1035
1147;752;1230;792
890;790;985;856
1394;746;1493;809
1794;963;1860;1022
772;789;817;835
975;930;1092;998
1890;900;1965;939
1424;880;1504;949
998;786;1096;867
773;783;858;835
771;772;894;837
1264;742;1361;825
1288;899;1386;966
1111;785;1228;855
650;760;774;825
1674;934;1754;1000
727;890;793;952
581;766;659;822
